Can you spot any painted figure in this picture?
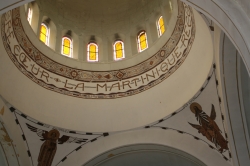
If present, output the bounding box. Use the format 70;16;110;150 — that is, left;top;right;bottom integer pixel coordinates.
26;124;88;166
38;129;60;166
188;102;228;153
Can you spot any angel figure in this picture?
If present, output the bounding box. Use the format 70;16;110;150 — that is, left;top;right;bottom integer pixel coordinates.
188;102;228;153
26;124;88;166
38;129;60;166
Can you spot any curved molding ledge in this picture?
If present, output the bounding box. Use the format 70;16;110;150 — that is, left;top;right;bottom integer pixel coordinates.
0;0;32;15
84;144;206;166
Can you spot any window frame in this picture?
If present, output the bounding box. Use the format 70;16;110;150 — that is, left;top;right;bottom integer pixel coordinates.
137;30;148;52
40;23;50;46
61;36;73;57
113;40;125;61
157;16;165;37
87;42;99;62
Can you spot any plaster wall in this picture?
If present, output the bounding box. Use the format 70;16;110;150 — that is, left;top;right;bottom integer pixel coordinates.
234;0;250;18
0;145;7;166
239;57;250;139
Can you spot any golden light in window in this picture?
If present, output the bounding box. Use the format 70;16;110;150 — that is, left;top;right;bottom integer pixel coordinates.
157;16;165;36
87;43;98;62
62;37;72;57
27;8;32;24
137;31;148;52
114;41;125;61
39;23;49;45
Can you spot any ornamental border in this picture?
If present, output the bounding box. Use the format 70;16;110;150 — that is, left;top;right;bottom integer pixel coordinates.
1;2;195;99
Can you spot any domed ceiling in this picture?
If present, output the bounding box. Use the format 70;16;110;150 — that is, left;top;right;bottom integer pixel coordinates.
1;0;250;166
0;0;214;133
36;0;167;35
3;0;194;99
0;0;235;166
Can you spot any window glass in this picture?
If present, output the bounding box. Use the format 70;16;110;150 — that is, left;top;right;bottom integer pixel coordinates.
87;43;98;62
137;31;148;52
27;8;32;24
114;41;125;60
62;37;72;57
40;23;49;45
157;16;165;36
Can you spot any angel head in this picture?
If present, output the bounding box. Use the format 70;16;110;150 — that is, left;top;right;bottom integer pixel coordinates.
190;102;202;114
48;129;60;140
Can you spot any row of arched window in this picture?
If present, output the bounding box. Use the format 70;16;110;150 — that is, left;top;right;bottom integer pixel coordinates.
27;8;165;62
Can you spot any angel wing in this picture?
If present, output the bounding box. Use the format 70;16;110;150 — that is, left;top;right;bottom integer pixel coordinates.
196;112;209;125
210;104;216;120
65;137;88;144
58;135;88;144
58;135;69;144
26;123;48;141
188;122;203;130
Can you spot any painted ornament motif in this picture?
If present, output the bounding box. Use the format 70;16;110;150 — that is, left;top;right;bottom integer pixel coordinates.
188;102;229;153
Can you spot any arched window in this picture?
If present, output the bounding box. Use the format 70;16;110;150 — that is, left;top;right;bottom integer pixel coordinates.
137;31;148;52
87;43;98;62
62;37;73;57
157;16;165;37
27;8;32;24
113;41;125;61
40;23;49;45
